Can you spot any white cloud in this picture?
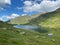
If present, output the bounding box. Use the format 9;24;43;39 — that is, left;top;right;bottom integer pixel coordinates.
0;13;20;21
3;13;20;19
0;0;11;6
24;1;32;6
0;7;5;11
23;0;60;13
5;0;11;4
22;14;27;16
0;17;3;21
17;7;23;10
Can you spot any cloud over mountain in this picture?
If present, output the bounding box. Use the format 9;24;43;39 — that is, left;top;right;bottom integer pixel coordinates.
0;13;20;21
23;0;60;13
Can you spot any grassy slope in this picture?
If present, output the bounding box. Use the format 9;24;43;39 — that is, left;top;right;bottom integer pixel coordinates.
0;21;60;45
29;8;60;28
27;8;60;45
0;8;60;45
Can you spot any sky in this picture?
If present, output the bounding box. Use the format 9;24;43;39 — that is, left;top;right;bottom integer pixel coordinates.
0;0;60;21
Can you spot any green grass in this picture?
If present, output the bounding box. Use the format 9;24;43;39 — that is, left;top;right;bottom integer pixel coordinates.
28;8;60;28
0;21;60;45
26;8;60;45
0;8;60;45
39;13;60;28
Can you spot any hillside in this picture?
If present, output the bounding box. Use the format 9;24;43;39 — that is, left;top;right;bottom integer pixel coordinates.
0;21;48;45
0;21;58;45
29;8;60;28
8;14;40;24
0;20;60;45
0;8;60;45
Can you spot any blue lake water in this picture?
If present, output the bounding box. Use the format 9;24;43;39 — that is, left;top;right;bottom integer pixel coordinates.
14;25;38;30
13;25;48;33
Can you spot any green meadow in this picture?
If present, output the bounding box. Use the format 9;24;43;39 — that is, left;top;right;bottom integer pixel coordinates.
0;8;60;45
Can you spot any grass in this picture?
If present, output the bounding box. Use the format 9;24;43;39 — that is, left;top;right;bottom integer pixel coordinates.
0;8;60;45
28;8;60;26
39;14;60;28
0;21;60;45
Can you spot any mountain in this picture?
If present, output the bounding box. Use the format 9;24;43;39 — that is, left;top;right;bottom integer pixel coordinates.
0;8;60;45
8;14;40;24
28;8;60;28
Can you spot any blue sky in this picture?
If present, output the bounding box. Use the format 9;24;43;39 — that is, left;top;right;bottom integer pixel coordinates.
0;0;60;21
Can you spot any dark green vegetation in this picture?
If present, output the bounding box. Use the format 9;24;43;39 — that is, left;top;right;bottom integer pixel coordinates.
0;8;60;45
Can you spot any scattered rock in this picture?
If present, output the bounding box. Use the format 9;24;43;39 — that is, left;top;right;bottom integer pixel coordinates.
48;33;54;36
20;32;26;35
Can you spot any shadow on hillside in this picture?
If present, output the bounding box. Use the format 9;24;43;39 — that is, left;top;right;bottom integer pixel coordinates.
34;26;48;33
34;28;48;33
34;27;60;33
36;25;60;33
26;9;60;25
46;27;60;31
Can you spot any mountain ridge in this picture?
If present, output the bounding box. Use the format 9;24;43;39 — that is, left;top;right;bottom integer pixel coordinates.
28;8;60;28
8;14;41;24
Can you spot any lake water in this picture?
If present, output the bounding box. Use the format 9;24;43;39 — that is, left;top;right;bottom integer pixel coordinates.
14;25;38;30
13;25;48;33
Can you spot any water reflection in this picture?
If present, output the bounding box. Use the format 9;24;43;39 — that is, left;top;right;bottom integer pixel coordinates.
14;25;48;33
